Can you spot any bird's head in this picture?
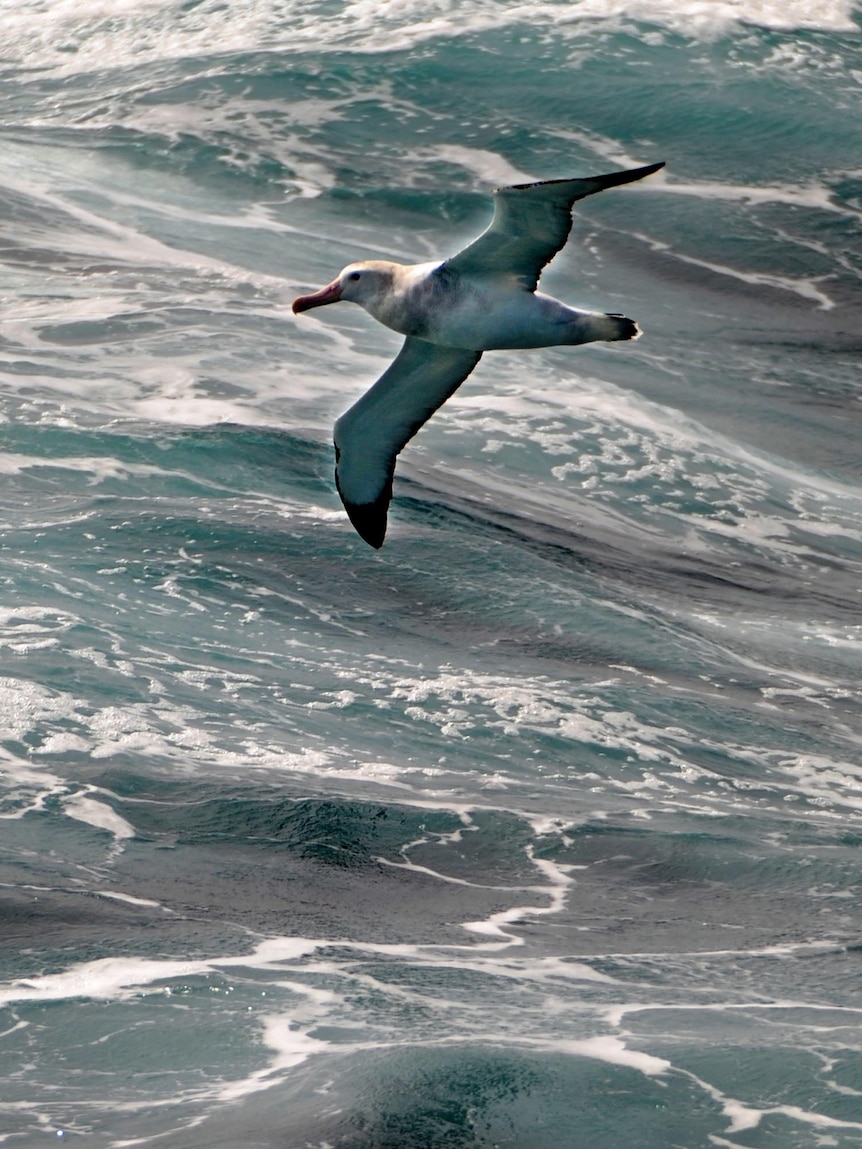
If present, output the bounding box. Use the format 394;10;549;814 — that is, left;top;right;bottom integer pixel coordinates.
292;261;397;315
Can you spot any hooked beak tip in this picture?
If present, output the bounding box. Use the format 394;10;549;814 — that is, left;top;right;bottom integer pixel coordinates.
292;280;342;315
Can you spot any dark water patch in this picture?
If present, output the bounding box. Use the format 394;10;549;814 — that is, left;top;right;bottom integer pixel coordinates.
1;774;536;946
0;881;215;959
96;773;542;883
108;783;423;862
0;422;333;508
514;821;862;959
393;468;861;623
162;1045;737;1149
337;1047;544;1149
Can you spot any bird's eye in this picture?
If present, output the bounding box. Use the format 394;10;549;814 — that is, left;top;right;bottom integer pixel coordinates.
348;271;361;281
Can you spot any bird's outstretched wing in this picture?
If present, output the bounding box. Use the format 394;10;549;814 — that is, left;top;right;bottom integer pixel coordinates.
334;336;482;548
445;162;664;291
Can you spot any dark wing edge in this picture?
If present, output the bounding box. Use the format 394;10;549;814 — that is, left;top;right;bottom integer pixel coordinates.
333;463;393;550
506;160;665;194
445;161;665;290
333;337;483;548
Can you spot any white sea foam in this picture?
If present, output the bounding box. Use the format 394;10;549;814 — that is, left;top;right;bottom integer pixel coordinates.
0;676;81;747
560;1034;670;1076
445;369;862;554
214;1016;331;1103
0;956;211;1007
390;666;695;770
462;845;574;941
653;174;854;217
0;936;320;1007
541;133;858;220
95;890;166;908
632;231;837;310
0;0;856;80
62;791;136;842
419;145;535;189
681;1066;862;1136
0;887;857;1137
0;153;292;291
0;452;220;488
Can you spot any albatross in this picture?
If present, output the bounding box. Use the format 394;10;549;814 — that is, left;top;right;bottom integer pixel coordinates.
293;160;664;548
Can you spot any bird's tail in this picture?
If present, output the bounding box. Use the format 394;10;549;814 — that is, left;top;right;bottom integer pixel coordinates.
600;312;641;341
568;311;642;345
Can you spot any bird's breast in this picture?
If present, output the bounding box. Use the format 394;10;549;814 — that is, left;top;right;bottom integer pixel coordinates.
363;262;450;339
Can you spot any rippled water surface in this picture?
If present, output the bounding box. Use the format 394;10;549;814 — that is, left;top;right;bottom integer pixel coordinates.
1;1;861;1145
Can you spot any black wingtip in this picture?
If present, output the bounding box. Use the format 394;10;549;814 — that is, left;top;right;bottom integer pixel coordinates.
508;160;665;194
590;160;666;189
342;494;390;549
334;447;390;548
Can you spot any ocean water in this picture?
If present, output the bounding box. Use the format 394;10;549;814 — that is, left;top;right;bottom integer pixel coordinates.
1;0;862;1145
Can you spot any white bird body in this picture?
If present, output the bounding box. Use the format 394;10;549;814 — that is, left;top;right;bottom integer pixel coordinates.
356;259;620;350
293;161;664;547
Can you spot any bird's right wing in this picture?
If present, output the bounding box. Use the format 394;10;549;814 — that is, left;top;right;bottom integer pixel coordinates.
445;162;664;291
334;336;482;548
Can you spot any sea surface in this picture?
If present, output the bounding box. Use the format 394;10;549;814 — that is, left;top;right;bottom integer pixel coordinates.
1;1;861;1145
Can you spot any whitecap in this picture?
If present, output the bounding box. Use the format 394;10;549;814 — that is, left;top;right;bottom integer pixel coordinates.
2;0;856;82
62;791;136;841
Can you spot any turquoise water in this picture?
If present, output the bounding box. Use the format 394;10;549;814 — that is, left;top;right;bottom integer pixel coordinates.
1;1;861;1145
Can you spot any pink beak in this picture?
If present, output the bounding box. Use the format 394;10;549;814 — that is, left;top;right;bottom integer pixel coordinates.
292;279;343;314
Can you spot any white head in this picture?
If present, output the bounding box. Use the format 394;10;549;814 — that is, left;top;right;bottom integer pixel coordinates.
292;260;397;314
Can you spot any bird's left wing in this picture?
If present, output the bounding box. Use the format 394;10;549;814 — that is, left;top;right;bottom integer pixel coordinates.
334;336;482;548
445;162;664;291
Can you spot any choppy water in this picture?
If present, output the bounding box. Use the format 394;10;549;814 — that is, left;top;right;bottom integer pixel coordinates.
1;1;861;1145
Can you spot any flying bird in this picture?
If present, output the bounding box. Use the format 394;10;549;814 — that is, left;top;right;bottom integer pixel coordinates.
293;160;664;548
